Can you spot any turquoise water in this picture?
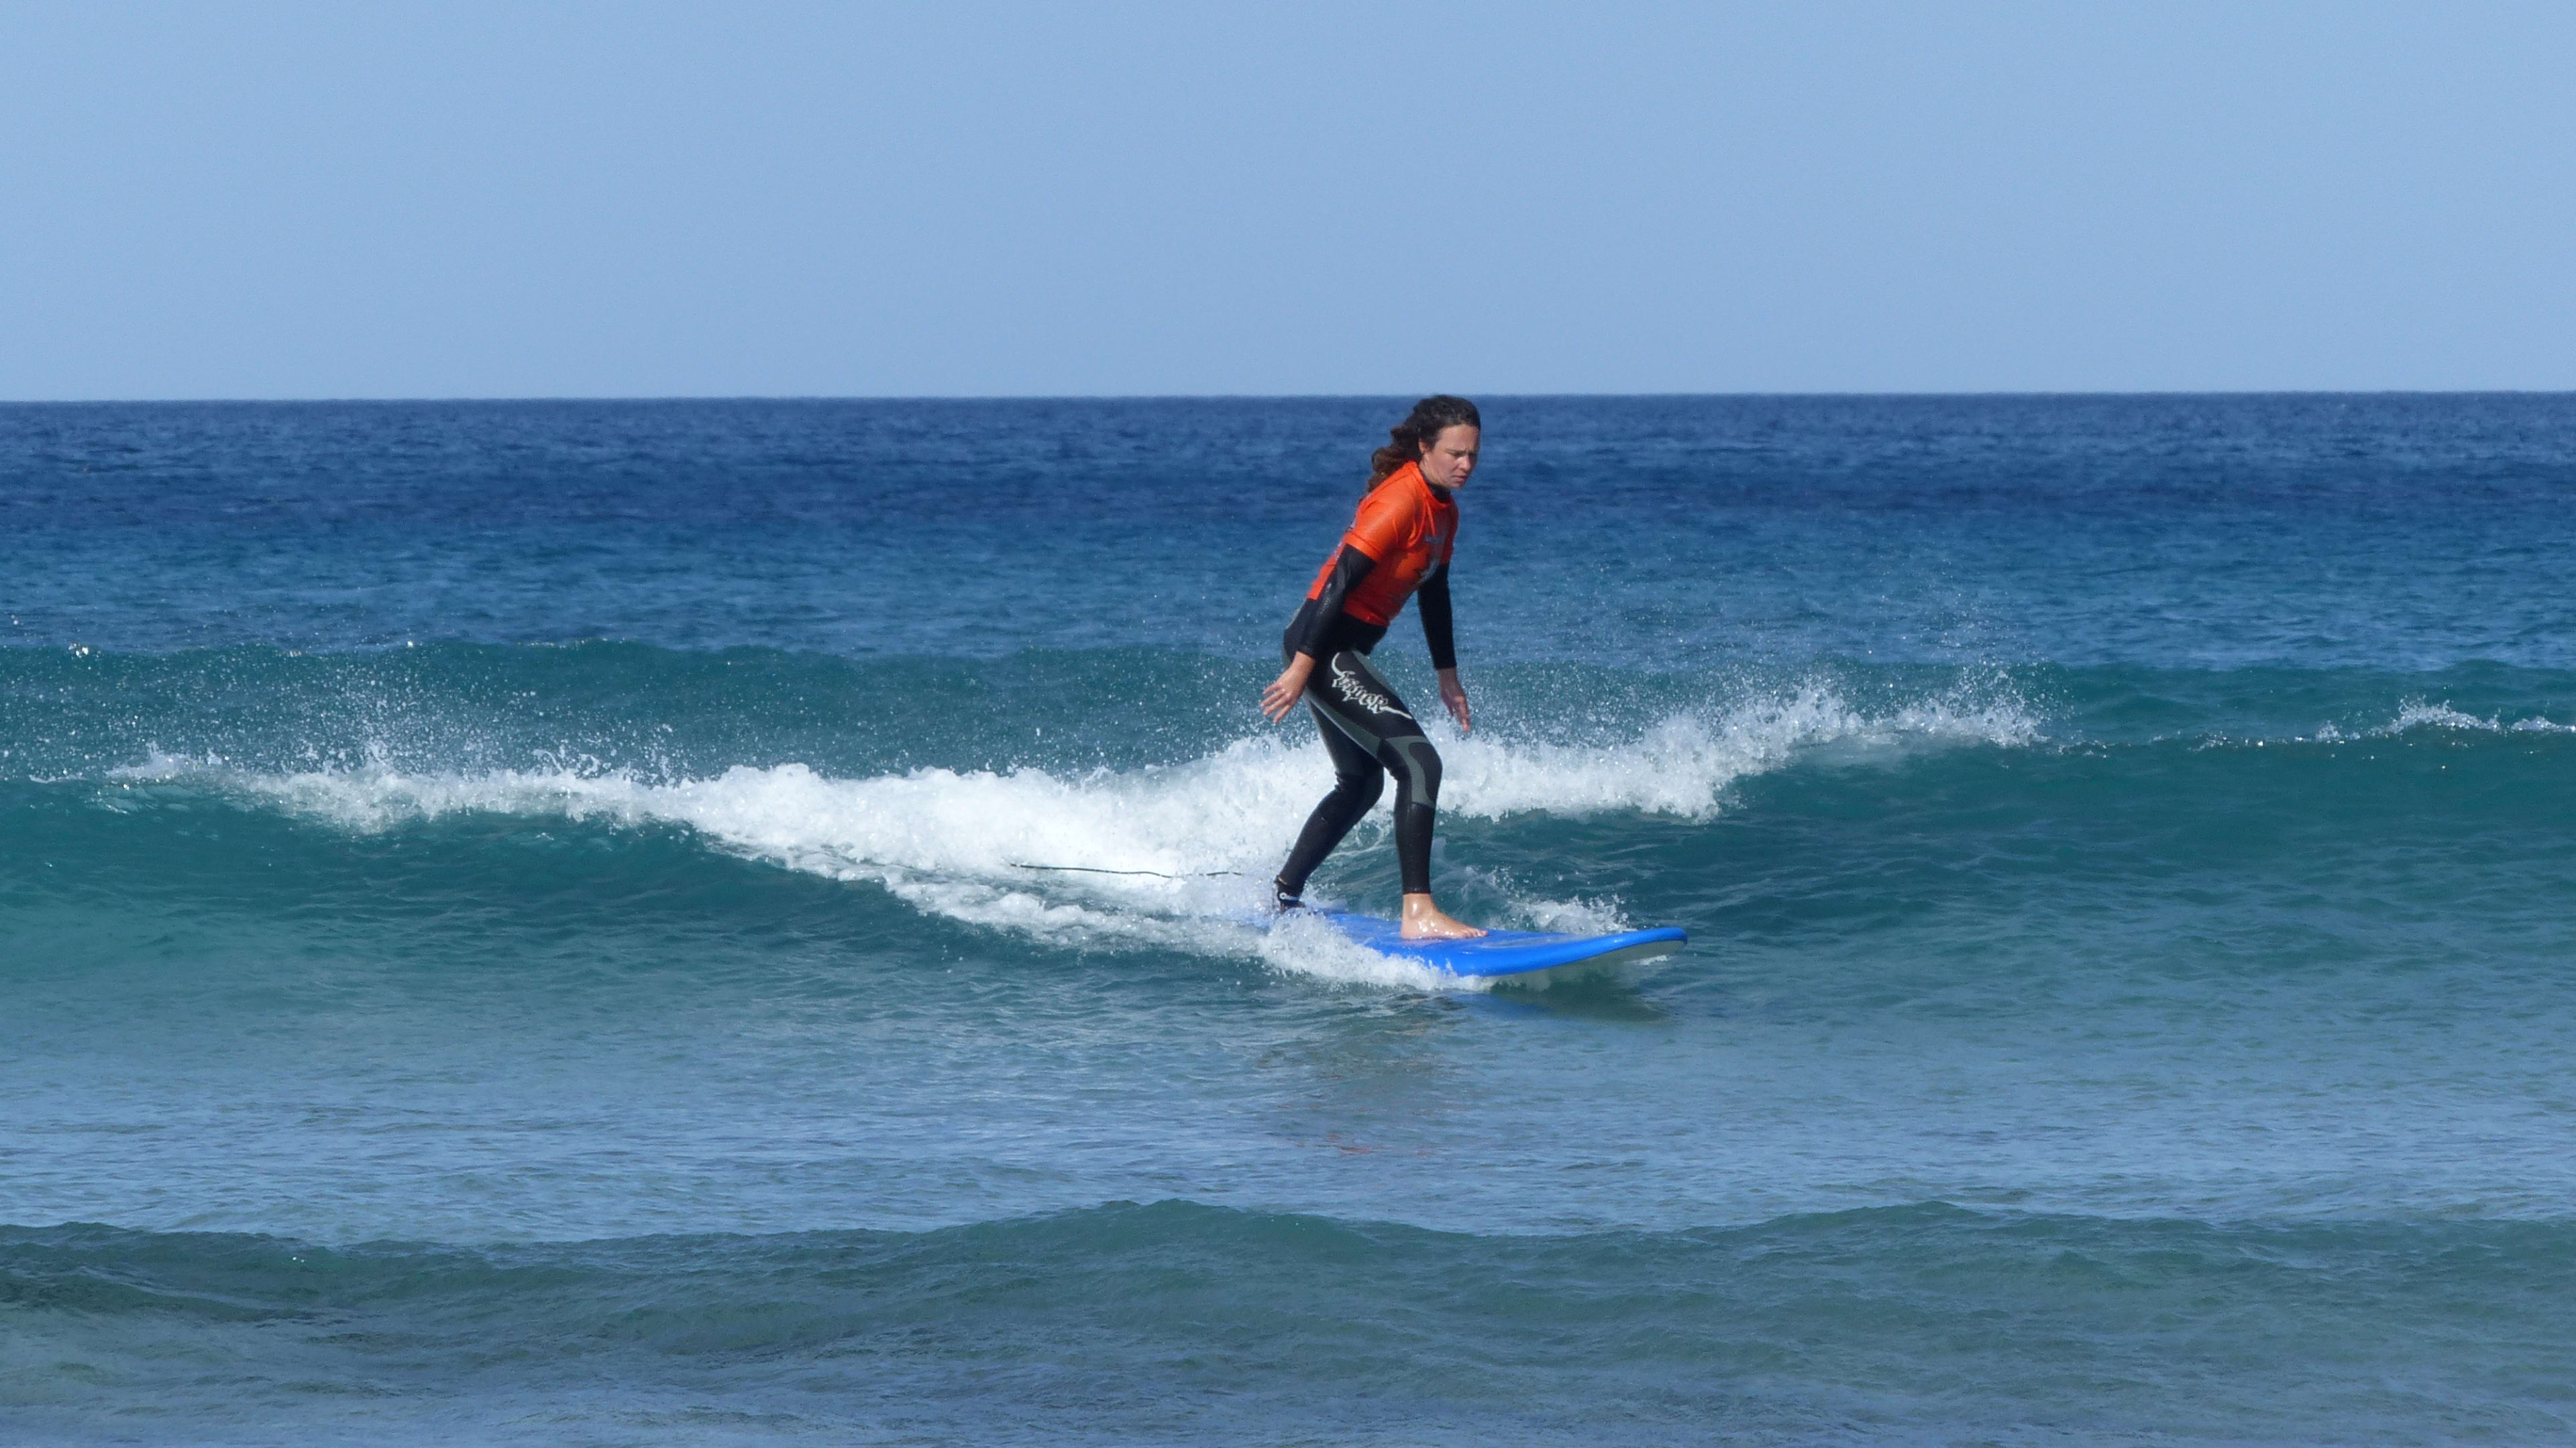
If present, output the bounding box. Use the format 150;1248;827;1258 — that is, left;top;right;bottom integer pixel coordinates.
7;397;2576;1443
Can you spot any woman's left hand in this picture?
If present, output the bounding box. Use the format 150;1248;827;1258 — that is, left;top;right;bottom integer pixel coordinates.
1437;668;1470;734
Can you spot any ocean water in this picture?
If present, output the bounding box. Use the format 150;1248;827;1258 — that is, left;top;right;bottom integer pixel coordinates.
6;395;2576;1445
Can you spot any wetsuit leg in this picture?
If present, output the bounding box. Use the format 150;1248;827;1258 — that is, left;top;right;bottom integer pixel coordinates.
1278;648;1444;898
1276;699;1385;901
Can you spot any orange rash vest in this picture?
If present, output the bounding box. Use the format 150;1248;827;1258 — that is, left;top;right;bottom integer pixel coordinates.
1303;462;1458;626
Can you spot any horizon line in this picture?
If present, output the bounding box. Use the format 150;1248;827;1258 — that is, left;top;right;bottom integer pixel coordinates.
6;387;2575;406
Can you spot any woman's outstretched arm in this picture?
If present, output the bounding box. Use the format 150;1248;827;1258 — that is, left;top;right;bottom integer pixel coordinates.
1263;546;1378;720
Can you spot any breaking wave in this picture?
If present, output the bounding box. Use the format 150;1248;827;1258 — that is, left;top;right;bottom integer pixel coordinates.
103;685;2039;983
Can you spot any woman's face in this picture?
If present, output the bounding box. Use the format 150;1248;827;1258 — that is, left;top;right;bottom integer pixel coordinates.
1418;424;1480;489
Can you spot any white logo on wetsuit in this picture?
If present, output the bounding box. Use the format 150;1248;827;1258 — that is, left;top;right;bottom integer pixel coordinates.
1329;658;1412;721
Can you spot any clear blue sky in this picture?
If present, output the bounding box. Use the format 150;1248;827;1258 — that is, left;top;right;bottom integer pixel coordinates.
4;2;2571;399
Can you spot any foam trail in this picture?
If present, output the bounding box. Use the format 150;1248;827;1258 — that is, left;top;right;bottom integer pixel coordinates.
1442;685;2039;818
2377;699;2575;736
109;686;2038;982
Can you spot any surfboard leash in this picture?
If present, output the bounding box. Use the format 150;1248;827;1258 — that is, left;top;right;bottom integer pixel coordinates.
1005;862;1243;878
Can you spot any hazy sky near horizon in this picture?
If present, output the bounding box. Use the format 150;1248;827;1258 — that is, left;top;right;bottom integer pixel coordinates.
5;3;2572;399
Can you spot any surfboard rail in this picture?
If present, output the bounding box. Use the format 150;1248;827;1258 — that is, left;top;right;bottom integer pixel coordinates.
1311;910;1686;984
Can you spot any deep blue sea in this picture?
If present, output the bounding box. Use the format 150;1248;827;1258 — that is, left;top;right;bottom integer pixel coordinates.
7;395;2576;1445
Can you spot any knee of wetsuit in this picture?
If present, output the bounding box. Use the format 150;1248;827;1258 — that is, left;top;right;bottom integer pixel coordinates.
1335;766;1387;811
1395;738;1442;809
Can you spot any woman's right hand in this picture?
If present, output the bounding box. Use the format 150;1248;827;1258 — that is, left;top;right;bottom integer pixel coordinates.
1261;654;1317;721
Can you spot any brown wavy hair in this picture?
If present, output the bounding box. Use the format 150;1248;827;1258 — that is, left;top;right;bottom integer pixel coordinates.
1366;395;1482;490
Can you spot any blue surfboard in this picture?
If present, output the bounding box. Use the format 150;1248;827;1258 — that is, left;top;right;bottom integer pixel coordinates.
1310;910;1686;986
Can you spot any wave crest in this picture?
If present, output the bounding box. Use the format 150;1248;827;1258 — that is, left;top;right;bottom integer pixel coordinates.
107;683;2037;978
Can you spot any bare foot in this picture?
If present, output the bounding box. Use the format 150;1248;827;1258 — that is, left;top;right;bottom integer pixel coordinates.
1399;892;1487;940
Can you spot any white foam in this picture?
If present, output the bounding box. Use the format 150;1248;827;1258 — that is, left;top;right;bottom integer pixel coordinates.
109;683;2038;984
2377;700;2573;736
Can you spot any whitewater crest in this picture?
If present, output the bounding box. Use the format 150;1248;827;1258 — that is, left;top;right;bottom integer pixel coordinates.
2380;699;2574;735
2309;700;2576;742
109;684;2038;982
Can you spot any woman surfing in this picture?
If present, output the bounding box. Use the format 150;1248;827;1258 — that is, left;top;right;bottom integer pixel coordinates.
1260;395;1486;940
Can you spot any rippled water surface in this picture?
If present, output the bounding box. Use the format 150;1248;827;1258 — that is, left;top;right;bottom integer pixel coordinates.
7;396;2576;1444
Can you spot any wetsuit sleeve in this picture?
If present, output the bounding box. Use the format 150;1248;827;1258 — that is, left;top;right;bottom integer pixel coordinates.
1293;544;1377;659
1417;565;1456;671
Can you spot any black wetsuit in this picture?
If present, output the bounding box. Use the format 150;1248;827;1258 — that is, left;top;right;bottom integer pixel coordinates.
1274;543;1457;902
